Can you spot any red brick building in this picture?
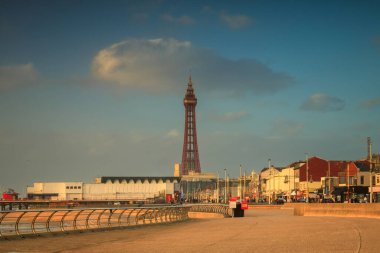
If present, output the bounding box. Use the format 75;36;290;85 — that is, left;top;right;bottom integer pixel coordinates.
298;156;361;183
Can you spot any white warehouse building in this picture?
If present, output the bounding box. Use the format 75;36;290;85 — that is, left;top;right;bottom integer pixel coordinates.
26;176;181;201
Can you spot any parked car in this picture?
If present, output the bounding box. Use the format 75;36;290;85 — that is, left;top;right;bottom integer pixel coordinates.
276;198;285;205
297;198;306;202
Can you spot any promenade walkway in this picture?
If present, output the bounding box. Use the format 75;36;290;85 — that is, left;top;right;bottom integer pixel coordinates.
1;208;380;253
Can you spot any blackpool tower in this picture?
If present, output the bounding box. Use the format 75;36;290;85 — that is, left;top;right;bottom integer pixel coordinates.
181;76;201;175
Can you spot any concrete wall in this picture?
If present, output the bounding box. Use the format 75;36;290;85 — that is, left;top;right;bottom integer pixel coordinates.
288;203;380;219
188;212;225;218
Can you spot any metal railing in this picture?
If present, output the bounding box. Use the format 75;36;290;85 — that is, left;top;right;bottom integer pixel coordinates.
0;206;190;238
188;204;232;217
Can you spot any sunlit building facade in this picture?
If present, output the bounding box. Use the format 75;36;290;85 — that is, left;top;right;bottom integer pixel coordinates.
26;177;180;201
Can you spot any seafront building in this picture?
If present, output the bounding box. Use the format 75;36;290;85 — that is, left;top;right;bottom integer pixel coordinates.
258;156;378;203
27;177;180;202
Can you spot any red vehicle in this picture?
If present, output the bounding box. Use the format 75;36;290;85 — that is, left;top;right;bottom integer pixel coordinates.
2;189;18;200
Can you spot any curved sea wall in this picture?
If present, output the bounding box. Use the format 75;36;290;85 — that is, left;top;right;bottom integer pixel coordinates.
288;203;380;219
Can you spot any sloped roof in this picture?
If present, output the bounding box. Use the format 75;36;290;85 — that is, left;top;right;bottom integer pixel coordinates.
260;167;283;173
354;161;370;172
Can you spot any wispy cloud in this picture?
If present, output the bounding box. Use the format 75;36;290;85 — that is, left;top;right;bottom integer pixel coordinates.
91;38;294;95
0;63;39;92
360;97;380;109
220;12;252;29
300;93;345;112
211;111;250;122
161;14;195;25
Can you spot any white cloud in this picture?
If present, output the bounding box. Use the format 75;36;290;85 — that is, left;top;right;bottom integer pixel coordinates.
300;93;345;112
92;38;191;91
220;12;252;29
91;38;294;95
161;14;195;25
0;63;39;92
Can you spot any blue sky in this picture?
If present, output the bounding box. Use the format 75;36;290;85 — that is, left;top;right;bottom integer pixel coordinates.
1;0;380;194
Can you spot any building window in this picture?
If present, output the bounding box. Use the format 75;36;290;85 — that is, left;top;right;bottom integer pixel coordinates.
360;176;364;185
377;177;380;184
74;186;77;189
78;186;81;189
66;186;69;189
373;176;376;186
70;186;73;189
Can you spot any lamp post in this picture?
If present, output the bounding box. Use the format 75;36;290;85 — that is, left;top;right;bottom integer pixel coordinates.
347;163;350;203
328;160;331;196
224;168;227;204
369;137;373;203
244;169;246;200
305;153;309;203
268;159;271;204
288;167;291;202
227;174;230;200
217;172;220;203
192;178;195;203
239;164;242;199
186;180;189;202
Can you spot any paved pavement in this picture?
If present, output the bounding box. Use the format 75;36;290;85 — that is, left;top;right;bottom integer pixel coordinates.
1;208;380;253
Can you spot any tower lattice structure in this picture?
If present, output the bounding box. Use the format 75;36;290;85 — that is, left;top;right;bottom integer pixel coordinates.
181;76;201;175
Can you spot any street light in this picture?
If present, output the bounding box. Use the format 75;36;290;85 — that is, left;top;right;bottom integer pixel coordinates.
224;168;227;204
306;154;309;203
268;159;271;204
216;172;220;203
244;169;246;200
368;137;373;203
347;163;350;203
239;164;242;199
328;160;331;196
